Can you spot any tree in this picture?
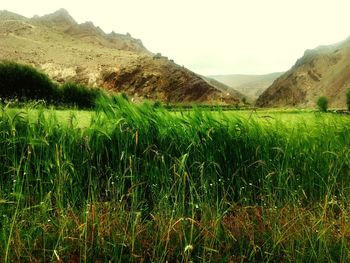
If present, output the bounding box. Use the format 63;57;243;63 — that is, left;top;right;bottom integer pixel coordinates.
346;89;350;111
317;96;328;112
0;61;56;101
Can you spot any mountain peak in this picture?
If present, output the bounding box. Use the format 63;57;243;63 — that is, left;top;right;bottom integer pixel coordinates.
52;8;72;17
33;8;77;26
0;9;240;105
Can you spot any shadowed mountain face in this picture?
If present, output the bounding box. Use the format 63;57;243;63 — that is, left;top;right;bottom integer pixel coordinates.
256;36;350;108
0;9;239;104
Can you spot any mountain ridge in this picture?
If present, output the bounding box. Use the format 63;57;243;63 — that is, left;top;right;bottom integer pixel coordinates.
0;9;240;104
256;36;350;108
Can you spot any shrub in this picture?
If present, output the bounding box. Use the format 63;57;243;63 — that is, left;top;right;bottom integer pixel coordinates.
153;101;162;108
317;96;328;112
0;61;110;109
59;82;105;109
346;89;350;111
0;61;56;101
121;92;129;101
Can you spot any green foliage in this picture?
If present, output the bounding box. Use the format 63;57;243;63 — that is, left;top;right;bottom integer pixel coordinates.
0;101;350;261
346;89;350;111
59;82;106;109
0;61;56;101
317;96;328;112
153;100;162;108
2;62;350;261
120;91;129;101
0;61;108;109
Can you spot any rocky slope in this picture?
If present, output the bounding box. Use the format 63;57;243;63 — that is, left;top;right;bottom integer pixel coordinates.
0;9;239;104
256;36;350;108
102;56;235;103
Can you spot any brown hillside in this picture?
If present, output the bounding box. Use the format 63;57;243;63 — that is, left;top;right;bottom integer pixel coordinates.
0;9;240;104
256;36;350;108
102;56;235;103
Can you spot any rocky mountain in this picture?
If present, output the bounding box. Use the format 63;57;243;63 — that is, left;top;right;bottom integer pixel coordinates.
102;56;235;103
256;36;350;108
0;9;239;104
210;72;283;101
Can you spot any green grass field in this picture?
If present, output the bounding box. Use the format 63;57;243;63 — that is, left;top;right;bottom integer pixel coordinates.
0;97;350;262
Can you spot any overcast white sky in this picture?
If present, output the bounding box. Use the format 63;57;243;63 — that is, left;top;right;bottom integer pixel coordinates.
2;0;350;75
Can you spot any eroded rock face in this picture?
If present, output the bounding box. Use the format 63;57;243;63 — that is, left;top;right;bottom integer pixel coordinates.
256;36;350;108
0;9;241;104
102;56;238;104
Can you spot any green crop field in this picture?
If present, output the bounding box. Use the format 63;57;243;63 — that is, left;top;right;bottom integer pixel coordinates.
0;97;350;262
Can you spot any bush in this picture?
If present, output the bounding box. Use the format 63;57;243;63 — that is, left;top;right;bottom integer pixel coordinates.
346;89;350;111
317;96;328;112
59;82;105;109
121;92;129;101
0;61;56;101
0;61;109;109
153;101;162;108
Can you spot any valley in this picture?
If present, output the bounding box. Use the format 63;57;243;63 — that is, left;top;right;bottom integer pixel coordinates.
0;7;350;262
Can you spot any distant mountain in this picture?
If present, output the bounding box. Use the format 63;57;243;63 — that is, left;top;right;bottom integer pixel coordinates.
201;76;245;100
256;36;350;108
210;72;283;101
0;9;239;104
